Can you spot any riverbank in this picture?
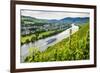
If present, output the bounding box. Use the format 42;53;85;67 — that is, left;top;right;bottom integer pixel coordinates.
21;23;79;62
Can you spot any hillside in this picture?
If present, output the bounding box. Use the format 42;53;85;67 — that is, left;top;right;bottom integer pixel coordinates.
24;23;90;62
21;15;89;25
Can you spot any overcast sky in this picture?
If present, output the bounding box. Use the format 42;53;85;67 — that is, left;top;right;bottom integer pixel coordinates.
21;10;89;20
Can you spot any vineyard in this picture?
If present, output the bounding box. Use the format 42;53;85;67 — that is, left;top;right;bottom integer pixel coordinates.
24;23;90;62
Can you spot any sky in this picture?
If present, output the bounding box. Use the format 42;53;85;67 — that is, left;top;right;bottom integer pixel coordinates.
21;9;90;20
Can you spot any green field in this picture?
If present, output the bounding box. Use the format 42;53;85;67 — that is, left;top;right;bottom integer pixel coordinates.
24;23;90;62
21;30;64;45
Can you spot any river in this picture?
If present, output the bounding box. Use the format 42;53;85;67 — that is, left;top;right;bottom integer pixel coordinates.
21;23;79;62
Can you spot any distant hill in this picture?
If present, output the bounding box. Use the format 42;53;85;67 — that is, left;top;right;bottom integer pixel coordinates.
21;15;89;25
60;17;89;24
21;16;48;24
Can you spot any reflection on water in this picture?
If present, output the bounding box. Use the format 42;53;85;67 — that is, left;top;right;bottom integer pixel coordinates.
46;38;57;45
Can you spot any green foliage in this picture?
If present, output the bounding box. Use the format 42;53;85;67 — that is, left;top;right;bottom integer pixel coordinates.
24;23;90;62
21;30;65;45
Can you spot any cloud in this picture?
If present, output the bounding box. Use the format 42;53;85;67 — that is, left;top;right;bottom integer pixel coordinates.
21;10;89;19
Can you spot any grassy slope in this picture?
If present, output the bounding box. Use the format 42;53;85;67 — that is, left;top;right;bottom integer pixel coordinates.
24;23;89;62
